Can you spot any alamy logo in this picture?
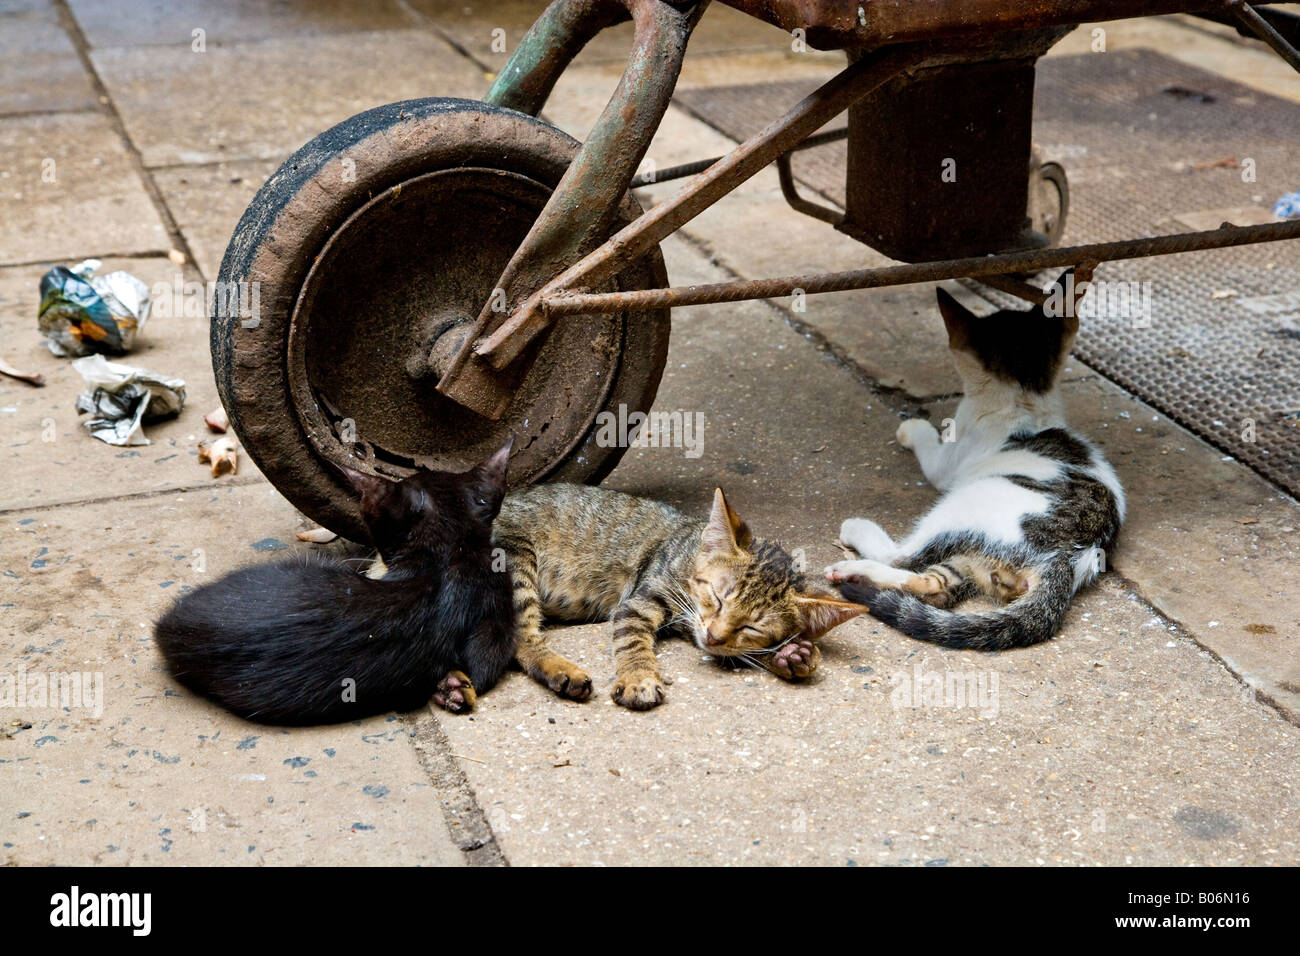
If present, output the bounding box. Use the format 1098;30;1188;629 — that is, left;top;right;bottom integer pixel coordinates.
148;276;261;327
889;662;1000;718
49;886;151;936
0;666;103;718
594;404;704;459
1043;272;1153;326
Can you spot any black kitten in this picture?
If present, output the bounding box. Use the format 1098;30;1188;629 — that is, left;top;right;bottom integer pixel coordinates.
154;442;515;725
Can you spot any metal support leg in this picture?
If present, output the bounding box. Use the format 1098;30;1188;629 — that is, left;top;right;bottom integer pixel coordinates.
485;0;632;116
437;0;707;419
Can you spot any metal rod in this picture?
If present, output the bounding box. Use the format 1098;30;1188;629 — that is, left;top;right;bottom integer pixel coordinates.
777;152;842;224
978;272;1050;306
629;127;849;188
1227;0;1300;73
476;46;923;367
539;219;1300;314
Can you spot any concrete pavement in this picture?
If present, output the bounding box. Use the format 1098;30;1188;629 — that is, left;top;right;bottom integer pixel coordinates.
1;1;1296;866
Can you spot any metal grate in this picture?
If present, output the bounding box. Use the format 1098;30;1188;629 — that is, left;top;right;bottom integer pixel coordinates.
674;50;1300;497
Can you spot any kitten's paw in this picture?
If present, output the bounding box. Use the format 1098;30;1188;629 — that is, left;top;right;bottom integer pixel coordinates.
837;517;895;560
612;673;666;711
769;638;821;681
432;670;477;714
896;418;937;450
540;660;593;701
824;560;867;584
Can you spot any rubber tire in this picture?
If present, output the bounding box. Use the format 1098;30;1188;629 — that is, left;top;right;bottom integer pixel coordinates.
211;98;670;541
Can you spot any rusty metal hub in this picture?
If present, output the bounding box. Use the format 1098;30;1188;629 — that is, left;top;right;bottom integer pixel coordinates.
288;166;630;483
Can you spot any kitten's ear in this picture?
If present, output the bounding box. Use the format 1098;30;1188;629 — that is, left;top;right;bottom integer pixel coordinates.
794;593;868;639
1043;268;1082;340
333;462;404;526
472;435;513;495
702;487;752;554
335;462;393;503
935;287;973;351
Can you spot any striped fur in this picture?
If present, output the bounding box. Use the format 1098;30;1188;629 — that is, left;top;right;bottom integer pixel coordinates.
493;484;865;710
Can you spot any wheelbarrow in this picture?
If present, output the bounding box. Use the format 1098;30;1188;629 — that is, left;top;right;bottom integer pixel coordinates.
210;0;1300;541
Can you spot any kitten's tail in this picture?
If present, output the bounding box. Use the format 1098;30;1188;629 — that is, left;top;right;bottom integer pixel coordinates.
837;553;1078;650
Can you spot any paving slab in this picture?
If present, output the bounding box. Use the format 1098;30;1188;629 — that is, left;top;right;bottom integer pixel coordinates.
92;29;491;167
0;4;98;115
0;256;253;513
150;158;277;280
414;0;790;68
0;112;168;264
0;487;464;866
3;0;1297;870
434;235;1300;867
66;0;419;48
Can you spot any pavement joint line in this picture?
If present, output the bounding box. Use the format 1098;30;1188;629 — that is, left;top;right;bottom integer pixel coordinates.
0;475;269;517
50;0;206;285
0;250;174;270
0;107;100;121
1109;570;1300;728
393;0;495;77
402;708;509;867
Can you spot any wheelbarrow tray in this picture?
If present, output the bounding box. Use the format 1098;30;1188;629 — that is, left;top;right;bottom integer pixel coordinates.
720;0;1215;50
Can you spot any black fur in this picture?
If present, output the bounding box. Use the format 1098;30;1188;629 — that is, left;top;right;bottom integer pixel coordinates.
1004;427;1093;467
154;445;515;724
935;271;1077;393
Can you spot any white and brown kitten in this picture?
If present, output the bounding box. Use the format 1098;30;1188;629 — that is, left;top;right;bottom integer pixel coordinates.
826;270;1125;649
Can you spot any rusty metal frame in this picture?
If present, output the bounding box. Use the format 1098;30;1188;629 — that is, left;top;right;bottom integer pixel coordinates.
472;44;927;370
1226;0;1300;71
776;131;846;226
483;0;633;116
436;0;709;419
437;0;1300;419
535;219;1300;314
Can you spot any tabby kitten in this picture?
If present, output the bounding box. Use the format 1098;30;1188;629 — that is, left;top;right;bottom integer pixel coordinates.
826;271;1125;649
492;484;866;710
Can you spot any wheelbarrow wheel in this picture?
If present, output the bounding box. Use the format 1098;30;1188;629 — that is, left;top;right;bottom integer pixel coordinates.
1030;159;1070;246
211;98;671;541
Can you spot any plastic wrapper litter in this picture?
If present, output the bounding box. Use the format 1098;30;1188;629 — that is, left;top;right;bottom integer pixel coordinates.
1276;191;1300;220
73;355;186;446
38;259;151;357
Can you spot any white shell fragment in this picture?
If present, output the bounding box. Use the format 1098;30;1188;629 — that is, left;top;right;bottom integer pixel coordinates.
204;405;229;432
197;435;239;477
